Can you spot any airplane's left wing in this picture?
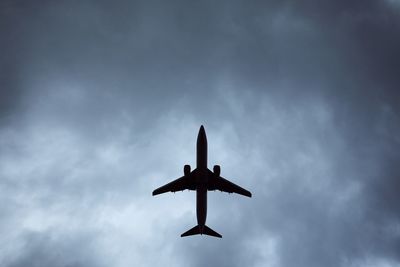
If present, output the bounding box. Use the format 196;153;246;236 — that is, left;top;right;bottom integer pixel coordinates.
152;172;196;196
207;170;252;198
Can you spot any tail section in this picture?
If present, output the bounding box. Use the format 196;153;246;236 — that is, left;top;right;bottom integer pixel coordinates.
181;225;222;238
203;225;222;238
181;225;200;237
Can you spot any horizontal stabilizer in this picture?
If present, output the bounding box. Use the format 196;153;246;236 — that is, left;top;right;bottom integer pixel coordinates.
181;225;200;237
181;225;222;238
203;225;222;238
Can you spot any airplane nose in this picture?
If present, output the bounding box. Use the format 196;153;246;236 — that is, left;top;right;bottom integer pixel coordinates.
197;125;206;140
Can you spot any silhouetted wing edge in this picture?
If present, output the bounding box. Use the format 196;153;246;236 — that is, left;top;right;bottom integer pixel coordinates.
209;175;252;197
152;173;196;196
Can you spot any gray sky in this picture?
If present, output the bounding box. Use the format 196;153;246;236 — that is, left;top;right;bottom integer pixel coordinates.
1;1;400;266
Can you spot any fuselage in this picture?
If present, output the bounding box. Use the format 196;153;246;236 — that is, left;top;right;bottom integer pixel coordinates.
196;125;208;233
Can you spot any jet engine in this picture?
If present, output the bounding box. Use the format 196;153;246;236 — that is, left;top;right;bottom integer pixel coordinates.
184;165;191;176
213;165;220;177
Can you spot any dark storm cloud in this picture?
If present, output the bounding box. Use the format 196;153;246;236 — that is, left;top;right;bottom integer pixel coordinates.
0;2;27;125
1;0;399;267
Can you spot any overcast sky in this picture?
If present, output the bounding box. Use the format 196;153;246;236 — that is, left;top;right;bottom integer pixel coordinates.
1;1;400;266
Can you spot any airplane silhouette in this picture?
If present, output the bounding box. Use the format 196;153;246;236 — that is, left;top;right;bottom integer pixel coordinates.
152;125;252;238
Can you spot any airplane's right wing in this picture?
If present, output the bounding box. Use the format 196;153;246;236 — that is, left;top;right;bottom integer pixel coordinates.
207;170;252;198
152;171;196;196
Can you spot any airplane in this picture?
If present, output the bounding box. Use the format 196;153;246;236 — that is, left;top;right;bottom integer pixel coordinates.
152;125;252;238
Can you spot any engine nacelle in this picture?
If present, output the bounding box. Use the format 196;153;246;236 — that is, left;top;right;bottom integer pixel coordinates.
184;165;191;176
213;165;221;177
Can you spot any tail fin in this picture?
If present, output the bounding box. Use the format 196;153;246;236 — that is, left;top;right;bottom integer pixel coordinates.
181;225;222;238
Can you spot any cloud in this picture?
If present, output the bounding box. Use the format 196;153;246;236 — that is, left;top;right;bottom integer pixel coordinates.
5;230;105;267
0;0;399;266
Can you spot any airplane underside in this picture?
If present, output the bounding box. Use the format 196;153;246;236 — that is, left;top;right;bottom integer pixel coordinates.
152;125;252;238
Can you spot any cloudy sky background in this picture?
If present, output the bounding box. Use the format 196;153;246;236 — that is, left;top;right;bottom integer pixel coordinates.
1;0;400;266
